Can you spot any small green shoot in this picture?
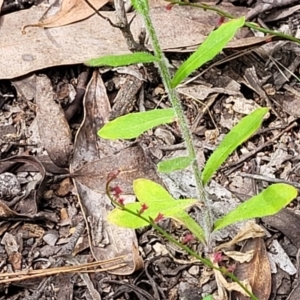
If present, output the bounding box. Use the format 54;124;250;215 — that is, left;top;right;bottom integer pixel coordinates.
158;156;193;173
98;109;175;140
171;17;245;88
85;52;158;67
108;178;197;229
201;108;269;185
213;183;297;231
108;178;205;243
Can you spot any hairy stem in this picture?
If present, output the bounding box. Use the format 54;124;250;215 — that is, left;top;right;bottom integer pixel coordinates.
165;0;300;45
133;0;213;238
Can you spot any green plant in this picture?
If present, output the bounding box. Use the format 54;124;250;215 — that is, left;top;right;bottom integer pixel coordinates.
85;1;298;298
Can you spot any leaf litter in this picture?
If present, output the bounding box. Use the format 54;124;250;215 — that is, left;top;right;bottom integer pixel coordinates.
23;0;109;30
70;70;163;274
0;2;255;79
1;0;300;298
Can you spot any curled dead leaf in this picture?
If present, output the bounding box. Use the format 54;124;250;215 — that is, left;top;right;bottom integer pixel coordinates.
215;221;265;251
0;155;46;218
223;250;255;263
22;0;109;32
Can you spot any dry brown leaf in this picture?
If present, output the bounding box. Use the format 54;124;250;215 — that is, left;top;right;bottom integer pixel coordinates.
213;222;270;299
35;75;73;167
0;3;251;79
215;221;265;251
199;267;214;286
73;146;162;194
70;70;161;275
233;238;272;300
272;89;300;118
23;0;109;30
264;4;300;22
213;265;252;300
223;250;255;263
263;209;300;249
70;71;136;275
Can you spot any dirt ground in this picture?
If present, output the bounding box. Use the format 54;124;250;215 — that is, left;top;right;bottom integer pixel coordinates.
1;0;300;299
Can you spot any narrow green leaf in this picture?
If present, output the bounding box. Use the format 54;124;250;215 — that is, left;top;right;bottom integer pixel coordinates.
108;209;144;228
158;156;193;173
85;52;158;67
131;0;149;14
134;179;205;242
173;210;205;244
171;17;245;88
98;109;175;140
201;108;269;185
107;179;197;228
133;178;175;203
213;183;297;231
131;0;139;11
202;296;213;300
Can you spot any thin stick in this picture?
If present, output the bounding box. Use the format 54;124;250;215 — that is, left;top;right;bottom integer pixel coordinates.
239;172;300;189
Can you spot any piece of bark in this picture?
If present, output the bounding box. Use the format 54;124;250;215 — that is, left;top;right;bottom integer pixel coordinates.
109;71;144;120
35;75;73;167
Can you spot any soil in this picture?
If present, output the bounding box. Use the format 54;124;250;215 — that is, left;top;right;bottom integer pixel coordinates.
1;0;300;299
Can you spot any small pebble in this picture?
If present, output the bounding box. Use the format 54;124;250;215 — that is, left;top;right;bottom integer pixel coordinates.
0;172;21;199
188;265;200;276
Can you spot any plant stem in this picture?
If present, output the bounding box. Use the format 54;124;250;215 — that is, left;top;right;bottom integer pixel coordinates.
133;0;213;239
165;0;300;45
106;181;258;300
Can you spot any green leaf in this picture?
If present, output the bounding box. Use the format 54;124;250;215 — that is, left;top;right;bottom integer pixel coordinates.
173;210;205;244
134;178;175;203
171;17;245;88
202;296;213;300
158;156;193;173
107;179;197;228
213;183;297;231
201;108;269;186
85;52;158;67
134;179;205;242
131;0;149;14
131;0;139;11
98;109;175;140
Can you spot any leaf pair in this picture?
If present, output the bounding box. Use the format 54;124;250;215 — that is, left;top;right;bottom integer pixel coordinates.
105;101;297;236
108;178;206;243
86;17;245;89
109;178;297;235
99;104;269;186
157;107;269;177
